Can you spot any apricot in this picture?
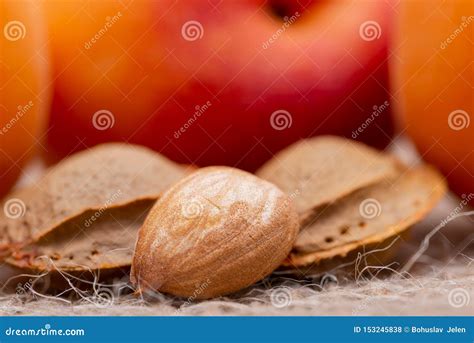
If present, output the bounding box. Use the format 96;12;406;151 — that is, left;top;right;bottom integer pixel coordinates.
43;0;394;171
0;0;50;197
393;0;473;199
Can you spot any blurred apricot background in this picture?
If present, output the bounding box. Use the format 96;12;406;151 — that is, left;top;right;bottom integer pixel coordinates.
0;0;472;201
394;0;473;198
43;0;393;170
0;0;50;197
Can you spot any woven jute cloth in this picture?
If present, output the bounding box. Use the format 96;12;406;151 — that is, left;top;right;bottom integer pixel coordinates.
0;203;472;316
0;259;472;316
